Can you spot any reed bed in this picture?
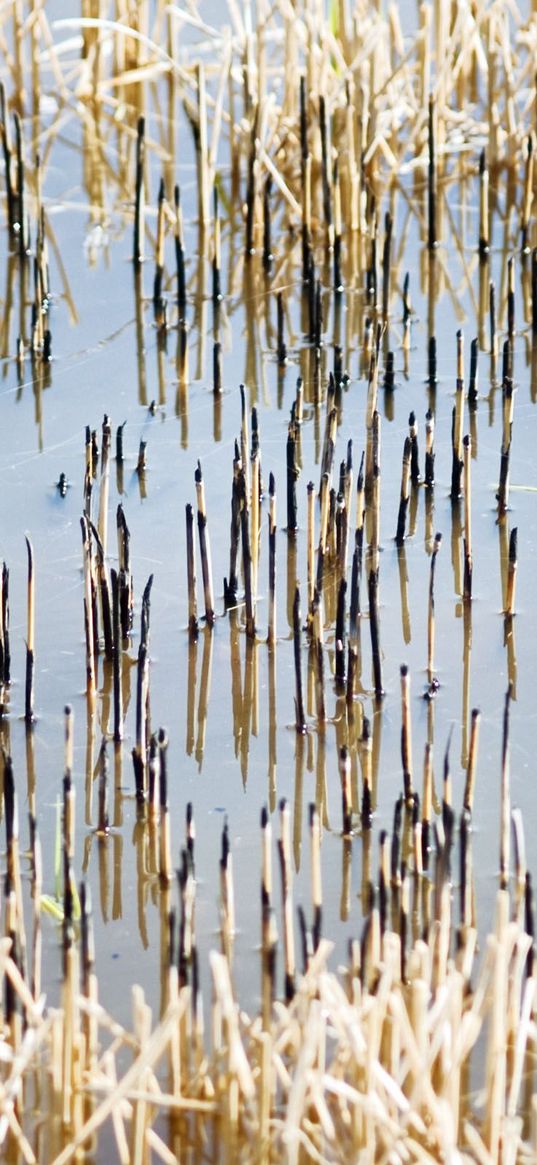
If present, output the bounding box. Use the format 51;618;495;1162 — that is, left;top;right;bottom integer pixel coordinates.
0;0;536;1162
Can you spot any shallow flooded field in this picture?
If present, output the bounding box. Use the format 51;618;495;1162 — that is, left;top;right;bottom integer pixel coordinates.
1;1;537;1161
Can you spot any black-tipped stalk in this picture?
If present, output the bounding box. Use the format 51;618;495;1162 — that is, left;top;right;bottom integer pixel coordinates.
239;471;255;639
395;437;411;545
424;409;435;487
286;421;299;533
368;567;383;698
381;211;392;319
83;516;99;667
111;568;123;742
89;521;113;663
224;446;241;608
468;337;479;404
116;504;133;639
195;461;215;627
490;279;497;359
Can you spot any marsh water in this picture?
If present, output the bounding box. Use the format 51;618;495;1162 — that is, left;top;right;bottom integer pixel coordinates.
0;0;536;1037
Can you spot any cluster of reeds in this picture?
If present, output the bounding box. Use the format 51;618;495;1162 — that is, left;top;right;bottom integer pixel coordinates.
0;713;537;1162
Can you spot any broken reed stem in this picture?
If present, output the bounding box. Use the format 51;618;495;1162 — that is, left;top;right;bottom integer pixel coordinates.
195;462;215;627
306;481;315;624
224;443;241;608
451;332;464;499
81;516;97;695
240;469;255;639
464;708;481;814
409;412;420;484
395;436;411;545
368;567;383;699
111;568;123;743
467;337;479;406
251;447;260;614
286;421;298;533
185;504;198;640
